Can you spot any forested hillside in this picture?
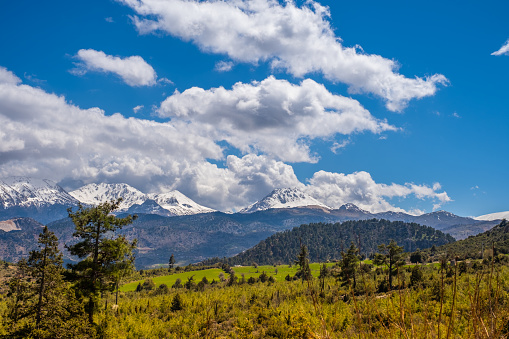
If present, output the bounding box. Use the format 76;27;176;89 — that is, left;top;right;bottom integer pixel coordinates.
209;219;455;265
423;219;509;260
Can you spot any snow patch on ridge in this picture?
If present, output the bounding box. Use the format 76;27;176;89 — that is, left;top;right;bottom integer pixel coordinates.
240;188;331;213
0;177;79;209
70;183;215;216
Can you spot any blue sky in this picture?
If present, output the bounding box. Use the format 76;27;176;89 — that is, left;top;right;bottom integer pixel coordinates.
0;0;507;216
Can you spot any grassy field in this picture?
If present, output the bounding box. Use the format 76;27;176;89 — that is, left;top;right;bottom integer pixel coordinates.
121;261;446;292
121;263;336;292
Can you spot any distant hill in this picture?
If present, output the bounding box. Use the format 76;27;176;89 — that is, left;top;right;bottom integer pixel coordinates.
208;219;455;266
422;219;509;260
0;203;497;268
0;217;46;262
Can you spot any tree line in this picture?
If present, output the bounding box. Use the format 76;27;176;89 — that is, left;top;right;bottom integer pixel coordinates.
203;219;455;266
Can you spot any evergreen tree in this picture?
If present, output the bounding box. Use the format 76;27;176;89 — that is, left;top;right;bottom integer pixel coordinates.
294;244;312;282
66;199;137;324
374;240;405;290
339;242;360;288
4;227;93;338
168;254;176;271
170;294;184;311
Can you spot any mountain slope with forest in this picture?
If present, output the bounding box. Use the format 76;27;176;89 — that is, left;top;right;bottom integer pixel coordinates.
423;219;509;260
209;219;455;266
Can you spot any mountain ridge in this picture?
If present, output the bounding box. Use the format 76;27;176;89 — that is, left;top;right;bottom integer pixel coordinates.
240;188;331;213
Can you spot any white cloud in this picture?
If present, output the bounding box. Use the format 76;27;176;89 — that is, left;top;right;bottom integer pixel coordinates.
492;40;509;56
215;61;234;72
175;154;303;211
105;17;114;23
331;140;350;154
0;66;450;213
304;170;451;213
159;76;396;162
0;66;222;198
452;112;460;118
158;77;173;85
0;67;21;85
120;0;448;111
133;105;144;113
72;49;158;87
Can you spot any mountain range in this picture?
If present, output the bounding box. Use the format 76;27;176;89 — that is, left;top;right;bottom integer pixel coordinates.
0;177;505;268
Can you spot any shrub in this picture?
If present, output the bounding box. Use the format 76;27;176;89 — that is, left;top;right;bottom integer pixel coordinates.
172;278;183;289
142;279;155;291
170;294;184;311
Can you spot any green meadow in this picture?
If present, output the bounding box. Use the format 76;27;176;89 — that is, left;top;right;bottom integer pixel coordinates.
121;263;336;292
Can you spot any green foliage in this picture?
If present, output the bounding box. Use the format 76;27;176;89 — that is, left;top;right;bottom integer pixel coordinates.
338;242;360;288
294;244;312;282
66;198;137;324
409;250;425;263
409;265;424;288
210;219;454;266
374;240;406;289
3;227;94;338
172;278;183;289
170;294;184;312
421;219;509;261
142;279;155;291
168;254;175;271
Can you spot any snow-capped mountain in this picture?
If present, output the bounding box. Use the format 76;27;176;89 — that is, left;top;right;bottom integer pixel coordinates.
148;191;215;216
0;177;80;223
240;188;331;213
70;183;215;216
70;183;147;212
0;177;79;209
475;211;509;221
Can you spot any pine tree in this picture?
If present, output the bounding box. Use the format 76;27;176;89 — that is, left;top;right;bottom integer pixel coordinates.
66;198;137;324
339;242;360;288
374;240;405;290
4;227;93;338
168;254;176;271
294;244;312;282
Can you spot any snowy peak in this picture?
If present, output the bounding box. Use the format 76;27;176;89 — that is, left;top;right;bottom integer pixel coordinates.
0;177;79;209
148;190;215;216
338;203;368;214
70;183;146;212
70;183;215;216
240;188;331;213
475;211;509;221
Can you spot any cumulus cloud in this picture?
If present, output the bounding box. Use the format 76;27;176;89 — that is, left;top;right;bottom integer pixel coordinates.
159;76;396;162
0;66;450;213
0;67;21;85
72;49;158;86
492;40;509;56
0;66;222;194
171;154;303;211
304;170;451;213
119;0;447;111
